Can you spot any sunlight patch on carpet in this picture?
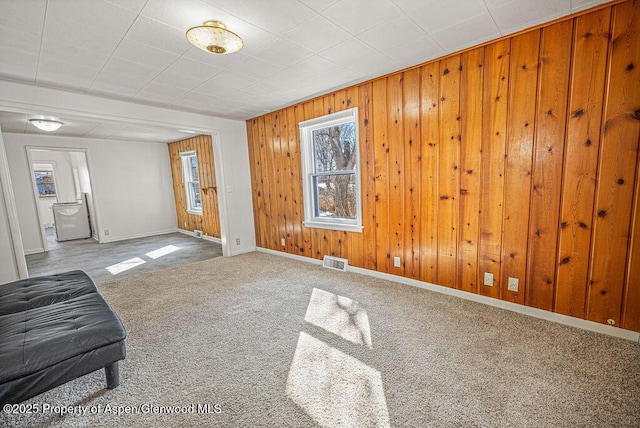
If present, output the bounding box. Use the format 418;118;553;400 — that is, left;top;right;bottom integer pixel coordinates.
145;245;180;259
304;288;372;348
105;257;145;275
286;332;390;428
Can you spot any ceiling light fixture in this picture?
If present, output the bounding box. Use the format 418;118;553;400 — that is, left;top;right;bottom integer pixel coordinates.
28;119;63;132
186;20;243;55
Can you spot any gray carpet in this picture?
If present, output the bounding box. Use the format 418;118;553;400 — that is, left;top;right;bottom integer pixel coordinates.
26;232;222;284
3;252;639;427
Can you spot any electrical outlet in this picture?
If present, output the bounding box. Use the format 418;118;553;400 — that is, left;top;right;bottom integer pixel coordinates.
393;256;401;267
483;272;494;286
508;277;519;292
235;238;241;245
103;229;110;236
281;238;286;246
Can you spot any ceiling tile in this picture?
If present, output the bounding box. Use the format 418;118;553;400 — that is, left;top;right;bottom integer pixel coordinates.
37;57;102;90
248;38;314;69
100;57;163;82
393;0;487;34
40;40;112;69
141;0;233;32
430;11;500;51
488;0;571;34
286;14;351;53
126;16;193;55
113;38;179;69
45;0;139;36
322;0;401;35
103;0;149;13
91;80;141;98
357;14;428;54
384;34;445;70
204;0;316;35
298;0;340;13
200;68;259;90
0;24;41;52
133;82;188;103
163;56;224;82
43;21;122;55
191;76;243;97
0;0;46;31
0;46;39;82
151;69;207;91
318;37;394;75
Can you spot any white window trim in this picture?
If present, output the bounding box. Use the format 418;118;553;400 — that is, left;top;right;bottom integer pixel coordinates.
299;107;363;233
180;150;203;216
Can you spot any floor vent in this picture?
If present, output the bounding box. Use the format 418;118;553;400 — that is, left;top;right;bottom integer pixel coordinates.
322;255;348;272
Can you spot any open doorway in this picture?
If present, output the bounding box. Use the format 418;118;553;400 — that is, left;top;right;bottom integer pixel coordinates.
27;148;97;252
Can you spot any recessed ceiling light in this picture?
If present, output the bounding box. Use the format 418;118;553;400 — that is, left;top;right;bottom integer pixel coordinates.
28;119;64;132
186;20;243;55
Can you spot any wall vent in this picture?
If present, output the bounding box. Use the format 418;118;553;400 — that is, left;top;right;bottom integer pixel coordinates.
194;229;203;238
322;255;348;272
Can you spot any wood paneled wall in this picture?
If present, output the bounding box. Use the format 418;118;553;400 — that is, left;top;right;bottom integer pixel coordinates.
168;135;221;238
246;0;640;332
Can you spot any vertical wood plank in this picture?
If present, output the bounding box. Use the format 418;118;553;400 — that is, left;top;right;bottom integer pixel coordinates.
403;68;421;278
419;62;440;283
479;40;510;298
263;114;278;250
555;9;610;317
501;30;540;304
373;78;391;273
459;47;484;294
286;106;304;255
360;82;377;271
438;55;461;288
588;0;640;325
526;20;573;311
388;73;405;276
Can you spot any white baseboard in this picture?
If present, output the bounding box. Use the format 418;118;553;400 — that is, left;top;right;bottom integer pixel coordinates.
231;247;257;256
24;248;44;255
256;247;640;343
99;228;178;244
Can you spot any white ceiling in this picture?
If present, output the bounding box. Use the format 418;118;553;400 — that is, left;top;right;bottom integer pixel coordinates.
0;0;608;141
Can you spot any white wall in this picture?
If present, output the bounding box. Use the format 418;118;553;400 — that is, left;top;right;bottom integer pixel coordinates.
4;134;178;253
0;127;26;284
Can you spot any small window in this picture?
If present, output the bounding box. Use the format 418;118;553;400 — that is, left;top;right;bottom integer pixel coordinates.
34;170;57;197
180;151;202;215
299;108;362;232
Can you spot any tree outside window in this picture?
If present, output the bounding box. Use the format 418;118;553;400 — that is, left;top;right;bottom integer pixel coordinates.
300;108;362;232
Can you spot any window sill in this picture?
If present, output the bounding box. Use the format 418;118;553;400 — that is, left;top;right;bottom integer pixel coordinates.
303;221;363;233
187;209;203;216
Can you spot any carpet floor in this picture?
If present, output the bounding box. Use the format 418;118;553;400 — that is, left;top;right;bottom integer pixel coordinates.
2;252;639;427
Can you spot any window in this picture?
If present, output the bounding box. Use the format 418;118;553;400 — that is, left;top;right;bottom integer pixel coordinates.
180;151;202;215
34;170;57;197
299;108;362;232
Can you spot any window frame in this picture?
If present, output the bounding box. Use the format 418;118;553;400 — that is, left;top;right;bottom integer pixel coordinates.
180;150;203;216
299;107;363;232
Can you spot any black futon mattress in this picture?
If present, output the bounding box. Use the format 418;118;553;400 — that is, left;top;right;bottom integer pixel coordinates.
0;271;126;404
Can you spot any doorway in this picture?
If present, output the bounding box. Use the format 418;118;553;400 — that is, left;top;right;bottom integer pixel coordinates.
27;148;97;252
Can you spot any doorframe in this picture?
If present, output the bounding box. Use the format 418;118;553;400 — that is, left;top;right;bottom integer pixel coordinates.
25;146;100;252
211;131;232;257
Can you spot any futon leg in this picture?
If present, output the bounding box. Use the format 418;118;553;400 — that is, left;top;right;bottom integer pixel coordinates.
105;362;120;389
